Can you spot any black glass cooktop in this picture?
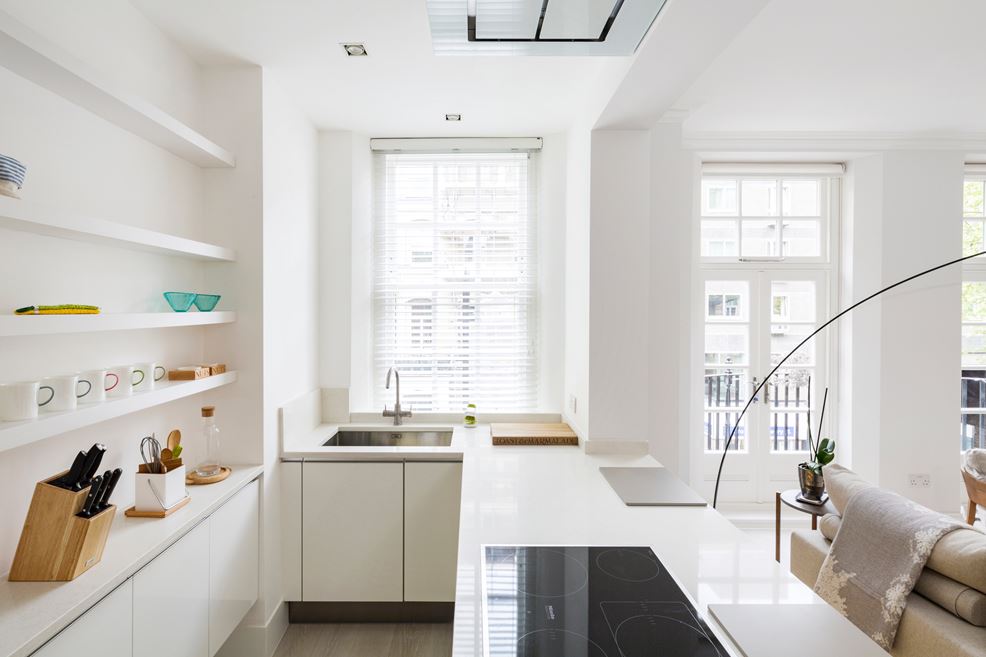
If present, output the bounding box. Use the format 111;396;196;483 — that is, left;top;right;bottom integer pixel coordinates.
483;546;725;657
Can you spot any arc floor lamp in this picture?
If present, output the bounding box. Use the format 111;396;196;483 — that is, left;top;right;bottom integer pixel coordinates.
712;249;986;509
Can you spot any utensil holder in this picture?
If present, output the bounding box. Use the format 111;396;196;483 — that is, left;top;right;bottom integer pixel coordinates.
135;465;186;512
9;471;115;581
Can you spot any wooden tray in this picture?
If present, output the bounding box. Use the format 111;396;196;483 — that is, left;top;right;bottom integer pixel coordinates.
491;423;579;446
186;466;231;485
124;495;190;518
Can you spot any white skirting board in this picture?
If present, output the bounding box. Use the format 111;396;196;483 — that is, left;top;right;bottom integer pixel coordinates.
215;600;290;657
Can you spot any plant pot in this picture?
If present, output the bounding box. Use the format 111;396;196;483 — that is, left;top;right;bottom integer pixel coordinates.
798;463;825;501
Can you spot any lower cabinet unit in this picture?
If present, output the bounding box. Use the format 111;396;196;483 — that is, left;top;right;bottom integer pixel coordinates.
298;459;464;606
33;579;133;657
404;462;463;602
133;520;211;657
302;461;404;601
209;479;259;656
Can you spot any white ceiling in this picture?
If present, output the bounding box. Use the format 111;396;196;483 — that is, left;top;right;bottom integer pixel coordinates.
674;0;986;135
132;0;631;136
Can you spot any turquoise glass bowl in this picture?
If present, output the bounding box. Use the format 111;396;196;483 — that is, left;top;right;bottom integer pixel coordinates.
193;294;221;312
164;291;196;312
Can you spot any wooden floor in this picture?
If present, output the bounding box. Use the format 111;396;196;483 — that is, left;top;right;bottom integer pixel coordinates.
273;623;453;657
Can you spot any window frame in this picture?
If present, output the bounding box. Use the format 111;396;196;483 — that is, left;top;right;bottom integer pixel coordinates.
371;149;540;413
699;174;832;265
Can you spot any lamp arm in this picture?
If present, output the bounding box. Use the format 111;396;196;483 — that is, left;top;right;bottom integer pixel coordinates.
711;248;986;508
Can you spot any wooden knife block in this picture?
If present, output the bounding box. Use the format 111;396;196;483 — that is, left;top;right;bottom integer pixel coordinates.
8;471;115;582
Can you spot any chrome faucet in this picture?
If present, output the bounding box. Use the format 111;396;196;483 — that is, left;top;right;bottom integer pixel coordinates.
383;367;412;426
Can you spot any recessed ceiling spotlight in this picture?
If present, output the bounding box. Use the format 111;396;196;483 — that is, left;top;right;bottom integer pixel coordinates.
445;114;462;121
342;43;367;56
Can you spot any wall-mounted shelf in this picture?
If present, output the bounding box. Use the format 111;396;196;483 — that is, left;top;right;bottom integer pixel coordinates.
0;10;235;168
0;197;236;261
0;311;236;337
0;371;238;454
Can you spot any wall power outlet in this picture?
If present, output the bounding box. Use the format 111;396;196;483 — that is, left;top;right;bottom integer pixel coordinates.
568;394;578;414
908;473;931;488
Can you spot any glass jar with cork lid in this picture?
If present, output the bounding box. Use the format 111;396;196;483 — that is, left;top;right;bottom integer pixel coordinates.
195;405;221;477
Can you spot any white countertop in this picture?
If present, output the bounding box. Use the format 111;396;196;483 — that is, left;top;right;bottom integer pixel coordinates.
0;464;264;657
282;422;466;461
446;425;822;657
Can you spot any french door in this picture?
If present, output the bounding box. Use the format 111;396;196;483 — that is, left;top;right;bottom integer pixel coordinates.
700;269;830;502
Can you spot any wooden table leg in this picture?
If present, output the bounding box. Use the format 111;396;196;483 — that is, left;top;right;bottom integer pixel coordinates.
812;514;818;530
775;492;781;563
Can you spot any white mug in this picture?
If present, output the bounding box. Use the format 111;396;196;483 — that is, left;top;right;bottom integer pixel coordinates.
134;363;166;391
79;369;119;404
41;374;90;413
108;365;144;398
0;381;54;421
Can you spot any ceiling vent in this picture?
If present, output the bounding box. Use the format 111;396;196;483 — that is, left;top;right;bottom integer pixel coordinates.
427;0;667;55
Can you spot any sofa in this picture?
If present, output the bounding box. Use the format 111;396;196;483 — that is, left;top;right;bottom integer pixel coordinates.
790;467;986;657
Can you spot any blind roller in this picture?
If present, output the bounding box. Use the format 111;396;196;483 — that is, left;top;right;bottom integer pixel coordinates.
373;151;538;412
702;162;845;175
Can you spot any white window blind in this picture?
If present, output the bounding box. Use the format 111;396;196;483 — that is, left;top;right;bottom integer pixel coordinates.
373;151;538;412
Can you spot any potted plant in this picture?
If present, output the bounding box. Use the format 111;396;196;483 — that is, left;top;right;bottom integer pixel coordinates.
799;379;836;502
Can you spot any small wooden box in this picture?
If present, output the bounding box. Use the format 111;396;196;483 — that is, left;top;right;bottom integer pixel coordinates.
9;472;115;581
200;363;226;375
168;366;211;381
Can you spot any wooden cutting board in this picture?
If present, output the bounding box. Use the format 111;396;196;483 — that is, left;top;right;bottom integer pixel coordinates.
491;423;579;446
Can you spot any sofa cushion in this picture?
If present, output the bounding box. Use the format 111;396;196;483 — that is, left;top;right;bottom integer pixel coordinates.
790;530;986;657
914;568;986;627
825;463;875;514
818;513;986;624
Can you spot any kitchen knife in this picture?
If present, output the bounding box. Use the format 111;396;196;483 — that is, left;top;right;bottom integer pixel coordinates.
79;443;106;486
78;474;103;518
97;468;122;510
56;450;88;490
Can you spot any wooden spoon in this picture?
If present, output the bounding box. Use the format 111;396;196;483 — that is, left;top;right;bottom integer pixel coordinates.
167;429;182;458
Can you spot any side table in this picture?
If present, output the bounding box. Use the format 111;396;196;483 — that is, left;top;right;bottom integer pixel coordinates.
775;489;837;562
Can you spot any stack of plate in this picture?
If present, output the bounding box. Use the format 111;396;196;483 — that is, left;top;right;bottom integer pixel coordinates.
0;154;27;199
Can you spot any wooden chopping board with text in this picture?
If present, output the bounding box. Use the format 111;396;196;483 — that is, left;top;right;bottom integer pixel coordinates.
491;423;579;446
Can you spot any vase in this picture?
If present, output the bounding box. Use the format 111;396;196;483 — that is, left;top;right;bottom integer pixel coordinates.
798;463;825;501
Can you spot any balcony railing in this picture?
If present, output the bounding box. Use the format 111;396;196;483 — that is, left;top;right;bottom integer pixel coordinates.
704;371;813;453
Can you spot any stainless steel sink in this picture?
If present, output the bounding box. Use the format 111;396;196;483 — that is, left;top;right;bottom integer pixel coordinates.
322;430;453;447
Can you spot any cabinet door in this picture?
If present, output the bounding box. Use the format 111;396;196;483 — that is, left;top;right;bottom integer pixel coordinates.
33;579;132;657
210;480;259;656
404;462;463;602
302;462;403;601
133;520;209;657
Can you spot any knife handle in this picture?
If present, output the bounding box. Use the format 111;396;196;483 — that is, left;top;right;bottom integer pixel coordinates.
78;475;103;518
57;451;88;490
97;468;122;510
80;443;106;487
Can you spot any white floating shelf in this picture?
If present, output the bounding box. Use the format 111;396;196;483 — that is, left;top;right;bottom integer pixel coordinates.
0;197;236;261
0;311;236;337
0;371;238;454
0;10;235;168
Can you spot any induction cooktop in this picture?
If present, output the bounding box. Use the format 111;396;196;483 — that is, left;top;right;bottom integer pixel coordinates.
482;546;726;657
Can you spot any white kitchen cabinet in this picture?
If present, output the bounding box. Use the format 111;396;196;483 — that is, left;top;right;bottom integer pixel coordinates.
209;479;259;656
404;462;463;602
281;461;302;601
133;520;210;657
302;462;404;601
33;579;133;657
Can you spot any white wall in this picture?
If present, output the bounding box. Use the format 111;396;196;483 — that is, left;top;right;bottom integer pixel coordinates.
586;130;651;448
0;5;226;576
258;71;318;640
563;127;592;436
648;122;696;474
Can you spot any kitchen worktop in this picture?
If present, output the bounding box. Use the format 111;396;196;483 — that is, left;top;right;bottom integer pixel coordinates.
444;425;823;657
0;464;264;657
281;422;467;461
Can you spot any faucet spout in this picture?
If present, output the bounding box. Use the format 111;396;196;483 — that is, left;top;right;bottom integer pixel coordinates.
383;367;411;426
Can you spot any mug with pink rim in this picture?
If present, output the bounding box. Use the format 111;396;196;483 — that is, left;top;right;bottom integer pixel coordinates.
79;369;119;404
